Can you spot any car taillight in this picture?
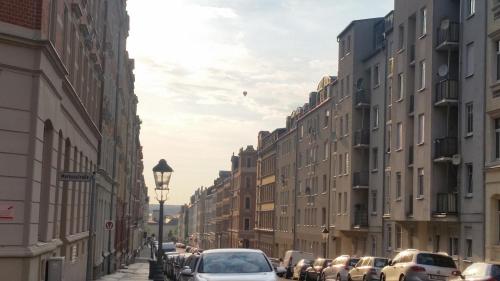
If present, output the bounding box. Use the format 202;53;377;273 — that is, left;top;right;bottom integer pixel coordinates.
409;266;426;272
451;271;461;276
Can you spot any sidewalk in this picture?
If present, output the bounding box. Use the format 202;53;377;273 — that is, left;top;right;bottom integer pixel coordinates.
96;246;154;281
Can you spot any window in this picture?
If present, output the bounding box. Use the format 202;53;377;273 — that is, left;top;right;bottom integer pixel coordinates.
396;172;402;200
244;218;250;230
419;60;426;89
396;122;403;150
497;41;500;81
324;142;329;160
387;224;393;249
467;0;476;16
321;208;326;226
434;235;441;252
448;237;459;256
339;117;344;136
338;154;343;175
345;113;349;136
374;64;380;86
466;163;473;194
347;35;351;54
496;119;500;159
300;125;304;139
418;114;425;144
324;110;330;128
346;75;351;97
343;192;348;213
340;79;344;98
371;191;377;213
397;73;404;100
466;42;475;76
322;174;327;192
466;239;473;258
297;209;301;224
398;25;405;50
466;102;473;135
340;40;345;57
372;148;379;170
396;224;403;249
246;157;252;167
386;124;392;153
338;193;342;214
373;106;379;128
344;153;349;175
246;177;251;189
245;197;251;209
418;168;424;197
420;8;427;36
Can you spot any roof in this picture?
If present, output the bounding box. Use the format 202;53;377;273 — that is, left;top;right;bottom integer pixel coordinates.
202;248;264;254
337;17;384;39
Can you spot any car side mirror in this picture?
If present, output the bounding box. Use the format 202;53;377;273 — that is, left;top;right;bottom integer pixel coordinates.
388;259;393;266
181;267;193;276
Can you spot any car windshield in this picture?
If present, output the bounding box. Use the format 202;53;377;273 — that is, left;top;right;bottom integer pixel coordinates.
349;259;360;267
374;259;388;268
416;254;456;268
463;263;490;277
198;252;273;273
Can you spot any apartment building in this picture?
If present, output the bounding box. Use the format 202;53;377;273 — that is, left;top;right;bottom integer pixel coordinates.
230;146;257;248
256;130;284;256
486;0;500;264
275;116;298;258
294;81;335;258
383;0;485;267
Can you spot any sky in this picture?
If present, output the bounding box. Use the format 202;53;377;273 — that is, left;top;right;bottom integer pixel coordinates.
126;0;393;205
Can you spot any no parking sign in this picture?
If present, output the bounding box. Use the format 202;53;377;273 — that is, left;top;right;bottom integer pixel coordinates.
105;220;114;230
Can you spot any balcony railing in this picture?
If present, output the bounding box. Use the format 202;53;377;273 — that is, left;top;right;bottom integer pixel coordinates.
434;137;458;161
353;129;370;147
436;21;460;50
435;79;458;106
353;208;368;227
355;89;370;108
409;94;414;115
353;171;369;188
435;192;458;214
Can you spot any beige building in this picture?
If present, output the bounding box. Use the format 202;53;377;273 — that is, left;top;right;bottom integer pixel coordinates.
485;0;500;264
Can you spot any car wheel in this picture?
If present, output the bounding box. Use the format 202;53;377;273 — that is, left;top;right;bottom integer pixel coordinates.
348;275;353;281
380;274;385;281
336;274;341;281
362;275;367;281
399;275;405;281
320;273;326;281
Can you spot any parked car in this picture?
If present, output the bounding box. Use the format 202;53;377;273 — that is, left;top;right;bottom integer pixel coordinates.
450;262;500;281
380;249;460;281
284;250;315;278
293;258;314;281
179;248;286;281
164;252;180;277
348;257;389;281
173;253;191;281
177;253;200;281
305;258;333;281
162;242;176;254
323;255;360;281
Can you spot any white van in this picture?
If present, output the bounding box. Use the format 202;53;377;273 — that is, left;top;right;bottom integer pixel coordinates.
283;250;315;279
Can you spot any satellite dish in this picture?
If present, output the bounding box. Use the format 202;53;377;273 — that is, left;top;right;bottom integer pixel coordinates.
243;91;247;97
438;64;449;77
452;154;461;165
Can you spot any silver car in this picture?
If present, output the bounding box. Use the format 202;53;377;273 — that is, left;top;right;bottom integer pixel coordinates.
380;250;460;281
348;257;389;281
179;248;286;281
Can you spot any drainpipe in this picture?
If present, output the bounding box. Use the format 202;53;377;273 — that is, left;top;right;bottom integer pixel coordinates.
456;1;464;268
327;93;334;258
293;121;300;250
481;0;488;263
381;29;389;258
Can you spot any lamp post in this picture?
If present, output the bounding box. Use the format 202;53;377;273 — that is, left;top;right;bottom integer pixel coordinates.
321;226;329;258
152;159;173;279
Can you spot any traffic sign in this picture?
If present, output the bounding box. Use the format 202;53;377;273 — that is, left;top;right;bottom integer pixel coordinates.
105;220;114;230
58;172;92;182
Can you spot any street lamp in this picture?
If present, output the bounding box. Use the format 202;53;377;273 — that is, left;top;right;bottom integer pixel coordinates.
152;159;173;260
321;226;329;258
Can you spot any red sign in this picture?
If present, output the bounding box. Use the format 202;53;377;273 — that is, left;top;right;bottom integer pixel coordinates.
0;205;14;220
105;220;114;230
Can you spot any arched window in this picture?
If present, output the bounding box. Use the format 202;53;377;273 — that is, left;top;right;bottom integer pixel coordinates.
39;120;54;242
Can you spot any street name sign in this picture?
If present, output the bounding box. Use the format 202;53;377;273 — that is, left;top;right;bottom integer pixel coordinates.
58;172;92;182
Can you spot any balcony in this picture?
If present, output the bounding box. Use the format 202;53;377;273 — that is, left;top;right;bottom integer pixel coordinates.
353;208;368;228
355;89;370;108
434;192;458;217
409;94;414;116
409;44;416;66
435;79;458;106
433;137;458;162
353;171;369;189
436;21;459;51
353;129;370;148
